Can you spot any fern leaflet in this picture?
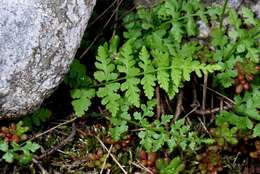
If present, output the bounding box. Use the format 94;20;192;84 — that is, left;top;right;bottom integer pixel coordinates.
94;42;120;116
139;46;156;99
169;56;183;98
118;41;141;107
152;49;170;93
97;83;121;116
94;43;118;82
71;88;95;117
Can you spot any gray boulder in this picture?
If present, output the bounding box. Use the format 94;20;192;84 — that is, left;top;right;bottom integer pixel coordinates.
0;0;96;119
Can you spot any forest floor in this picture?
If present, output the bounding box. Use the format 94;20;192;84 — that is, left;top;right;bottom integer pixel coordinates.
0;0;260;173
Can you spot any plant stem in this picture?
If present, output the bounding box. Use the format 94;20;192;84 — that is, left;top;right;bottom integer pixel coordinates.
220;0;229;29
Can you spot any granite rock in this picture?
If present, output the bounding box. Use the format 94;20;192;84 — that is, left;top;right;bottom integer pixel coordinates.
0;0;96;119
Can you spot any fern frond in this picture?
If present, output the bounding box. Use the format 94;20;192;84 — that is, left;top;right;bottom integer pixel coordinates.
169;57;182;98
71;88;95;117
168;40;220;98
194;63;222;77
94;43;121;116
118;41;141;107
139;47;156;99
152;49;170;93
182;58;201;81
171;57;183;86
94;43;118;82
97;83;121;116
170;22;184;43
110;98;131;140
146;31;166;51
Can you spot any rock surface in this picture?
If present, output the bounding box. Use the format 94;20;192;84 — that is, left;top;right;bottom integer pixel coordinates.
205;0;260;16
0;0;96;119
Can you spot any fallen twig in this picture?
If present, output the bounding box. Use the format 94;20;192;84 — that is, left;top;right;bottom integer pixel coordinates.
202;73;208;122
156;86;161;119
201;85;235;104
80;0;123;59
87;0;118;29
28;117;77;142
194;104;233;115
100;145;113;174
96;136;127;174
33;158;49;174
174;90;183;121
130;161;153;174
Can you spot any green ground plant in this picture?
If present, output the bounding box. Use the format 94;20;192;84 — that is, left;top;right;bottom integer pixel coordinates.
0;122;40;165
156;157;185;174
216;86;260;137
65;0;259;154
1;0;258;172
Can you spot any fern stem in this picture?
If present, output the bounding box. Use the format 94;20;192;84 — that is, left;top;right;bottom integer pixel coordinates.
91;67;172;88
117;115;171;135
161;12;209;26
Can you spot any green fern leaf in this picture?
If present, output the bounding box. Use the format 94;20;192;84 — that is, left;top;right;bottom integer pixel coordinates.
121;78;140;107
110;119;128;141
110;100;131;140
94;43;121;115
164;0;181;18
109;35;120;53
211;28;228;48
187;16;197;36
170;57;182;97
139;47;156;99
183;3;197;36
207;6;222;19
241;7;256;25
169;46;195;98
182;58;196;81
71;88;95;117
179;43;201;80
152;50;170;93
195;63;222;76
228;9;241;29
97;83;121;116
64;59;91;88
146;31;166;51
170;22;183;43
94;43;118;82
253;124;260;137
118;41;141;107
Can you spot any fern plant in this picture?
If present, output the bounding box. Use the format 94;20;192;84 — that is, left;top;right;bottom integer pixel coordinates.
211;6;260;88
67;0;224;119
134;103;213;152
216;86;260;137
66;0;259;154
93;37;221;115
0;122;40;165
156;157;185;174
